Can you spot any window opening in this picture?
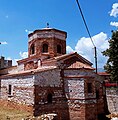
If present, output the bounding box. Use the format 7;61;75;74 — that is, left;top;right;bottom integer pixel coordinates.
31;44;35;54
96;90;99;99
8;85;12;95
42;44;48;53
87;83;92;93
47;93;52;103
57;45;62;54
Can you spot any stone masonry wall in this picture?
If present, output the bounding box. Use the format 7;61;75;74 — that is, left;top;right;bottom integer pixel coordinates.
0;75;34;105
106;89;118;113
64;69;105;120
35;68;61;87
33;68;70;119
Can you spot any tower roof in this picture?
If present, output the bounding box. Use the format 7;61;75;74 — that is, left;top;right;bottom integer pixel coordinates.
28;28;67;38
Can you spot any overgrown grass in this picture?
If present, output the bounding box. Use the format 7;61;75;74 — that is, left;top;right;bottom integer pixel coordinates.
0;105;31;120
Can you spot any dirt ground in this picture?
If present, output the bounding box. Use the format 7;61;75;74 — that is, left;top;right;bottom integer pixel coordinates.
0;105;31;120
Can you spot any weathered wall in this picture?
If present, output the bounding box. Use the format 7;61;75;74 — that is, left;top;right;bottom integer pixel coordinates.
64;69;105;120
28;29;66;58
28;38;66;58
0;66;17;75
35;69;61;87
106;89;118;113
0;75;34;105
0;67;107;120
33;68;70;119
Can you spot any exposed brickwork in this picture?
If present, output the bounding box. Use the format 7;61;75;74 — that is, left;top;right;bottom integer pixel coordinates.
24;61;38;70
33;85;70;119
28;29;66;58
64;69;106;120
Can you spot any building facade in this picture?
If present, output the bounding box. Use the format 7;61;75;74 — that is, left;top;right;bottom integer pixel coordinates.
0;27;107;120
0;56;12;69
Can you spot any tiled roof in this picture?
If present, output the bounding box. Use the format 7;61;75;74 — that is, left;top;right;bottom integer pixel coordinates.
43;52;93;66
28;28;67;37
98;72;110;76
0;66;57;78
17;54;42;64
64;75;94;78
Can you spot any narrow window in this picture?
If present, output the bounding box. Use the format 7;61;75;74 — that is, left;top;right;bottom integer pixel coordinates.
8;85;12;95
31;44;35;54
42;44;48;53
57;45;62;54
47;93;52;103
96;90;99;99
87;83;92;93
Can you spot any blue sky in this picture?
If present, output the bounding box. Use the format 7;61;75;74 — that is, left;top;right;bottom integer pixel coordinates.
0;0;118;68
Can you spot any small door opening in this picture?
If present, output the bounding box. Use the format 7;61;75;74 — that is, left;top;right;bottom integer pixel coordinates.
47;93;52;103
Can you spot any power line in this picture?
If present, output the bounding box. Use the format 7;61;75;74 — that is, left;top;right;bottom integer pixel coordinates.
76;0;95;47
75;0;98;73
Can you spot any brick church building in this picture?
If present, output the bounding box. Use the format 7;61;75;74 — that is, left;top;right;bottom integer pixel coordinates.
0;27;107;120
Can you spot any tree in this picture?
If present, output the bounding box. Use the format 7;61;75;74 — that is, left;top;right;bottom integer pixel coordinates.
102;30;118;82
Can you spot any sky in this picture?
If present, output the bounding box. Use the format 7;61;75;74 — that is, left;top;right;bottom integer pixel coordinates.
0;0;118;68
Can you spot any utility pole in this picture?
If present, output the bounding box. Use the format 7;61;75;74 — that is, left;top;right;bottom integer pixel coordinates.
76;0;98;73
94;47;97;73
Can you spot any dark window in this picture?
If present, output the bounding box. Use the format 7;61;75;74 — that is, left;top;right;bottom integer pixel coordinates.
31;44;35;54
57;45;62;54
47;93;52;103
96;90;99;99
87;83;92;93
42;44;48;53
8;85;12;95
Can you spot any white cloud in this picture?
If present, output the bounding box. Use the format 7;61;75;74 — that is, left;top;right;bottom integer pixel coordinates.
110;21;118;27
73;32;109;68
19;51;28;59
110;3;118;17
6;52;28;66
25;29;33;34
1;41;8;45
66;46;74;53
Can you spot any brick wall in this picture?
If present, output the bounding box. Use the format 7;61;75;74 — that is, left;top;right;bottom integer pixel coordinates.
33;68;70;119
28;38;66;58
64;69;105;120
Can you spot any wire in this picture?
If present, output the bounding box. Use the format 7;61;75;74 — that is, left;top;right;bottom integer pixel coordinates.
76;0;98;73
76;0;95;47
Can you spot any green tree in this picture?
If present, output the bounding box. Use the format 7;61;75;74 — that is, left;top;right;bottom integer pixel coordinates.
102;30;118;82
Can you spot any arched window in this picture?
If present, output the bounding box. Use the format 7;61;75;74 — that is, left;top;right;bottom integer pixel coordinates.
42;43;48;53
47;93;52;103
57;45;62;54
30;44;35;54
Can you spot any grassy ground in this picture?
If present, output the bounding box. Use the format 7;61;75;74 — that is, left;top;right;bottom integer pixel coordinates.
0;105;31;120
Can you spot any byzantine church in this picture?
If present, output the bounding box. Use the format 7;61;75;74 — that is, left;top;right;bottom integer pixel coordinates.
0;27;107;120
